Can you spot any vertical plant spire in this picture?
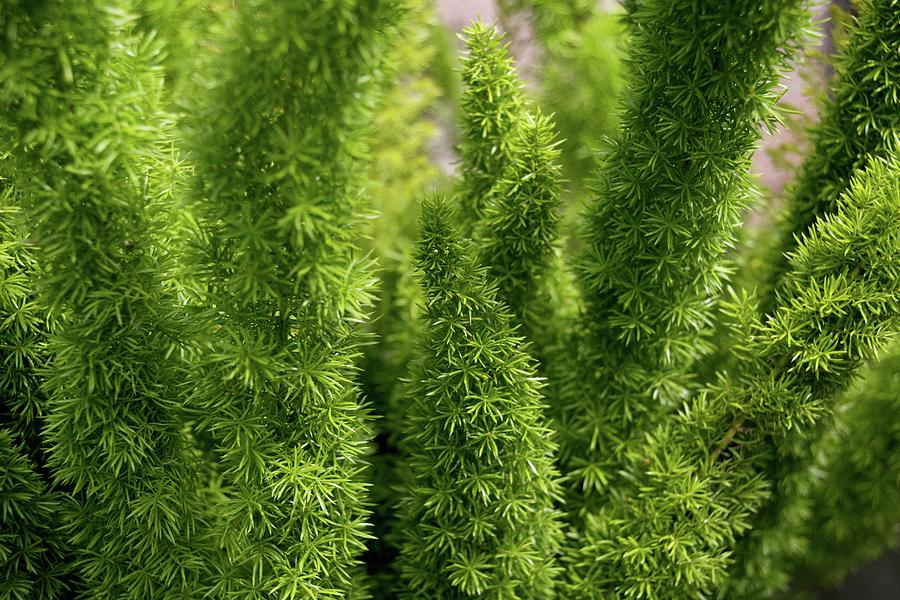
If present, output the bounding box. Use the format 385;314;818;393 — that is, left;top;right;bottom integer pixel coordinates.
183;2;399;596
725;3;900;590
571;151;900;598
0;193;50;466
0;430;71;599
761;0;900;313
394;196;563;599
497;0;625;183
476;109;563;334
0;188;70;599
457;22;524;235
0;2;208;596
554;0;808;517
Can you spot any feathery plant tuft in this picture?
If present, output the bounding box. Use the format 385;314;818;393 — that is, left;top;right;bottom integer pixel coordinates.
460;23;580;372
0;188;69;600
796;347;900;588
761;0;900;311
2;2;900;598
1;3;209;597
0;195;50;463
723;149;900;598
457;22;525;234
182;1;400;597
570;151;900;599
725;2;900;592
552;0;809;522
476;110;563;334
394;197;564;599
0;430;70;600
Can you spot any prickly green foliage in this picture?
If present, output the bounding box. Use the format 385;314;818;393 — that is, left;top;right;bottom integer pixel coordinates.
553;0;808;517
0;195;50;460
761;0;900;312
738;156;900;431
0;183;68;600
459;24;579;369
0;3;210;597
457;22;524;235
719;433;813;598
721;152;900;598
2;3;900;596
500;1;625;184
395;197;564;599
728;349;900;598
182;2;399;596
794;348;900;588
722;4;900;585
725;149;900;595
476;111;563;332
568;152;900;599
0;429;72;600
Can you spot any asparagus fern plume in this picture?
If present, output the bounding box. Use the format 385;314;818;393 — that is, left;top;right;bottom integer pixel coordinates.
498;0;625;182
763;0;900;309
458;22;524;234
723;148;900;597
556;0;808;514
0;189;69;599
750;154;900;424
1;2;207;596
571;150;900;599
0;196;49;462
183;2;398;596
476;110;563;330
725;3;900;590
395;197;563;599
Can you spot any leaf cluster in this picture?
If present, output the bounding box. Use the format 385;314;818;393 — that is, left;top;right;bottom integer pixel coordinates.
394;197;563;599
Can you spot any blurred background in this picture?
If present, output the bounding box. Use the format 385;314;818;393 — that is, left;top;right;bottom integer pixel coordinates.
409;1;899;598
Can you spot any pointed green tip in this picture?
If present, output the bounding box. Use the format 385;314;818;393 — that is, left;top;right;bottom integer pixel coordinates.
461;18;498;41
461;19;510;57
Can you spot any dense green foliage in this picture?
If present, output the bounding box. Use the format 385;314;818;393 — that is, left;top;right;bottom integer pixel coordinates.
181;2;399;596
457;23;525;235
799;347;900;587
2;4;208;597
394;198;563;598
475;111;562;333
1;1;900;599
555;0;808;521
499;0;624;183
761;0;900;312
725;2;900;594
0;430;70;599
570;152;900;598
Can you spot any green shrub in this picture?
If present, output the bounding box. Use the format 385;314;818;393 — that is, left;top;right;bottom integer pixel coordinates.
2;2;900;599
